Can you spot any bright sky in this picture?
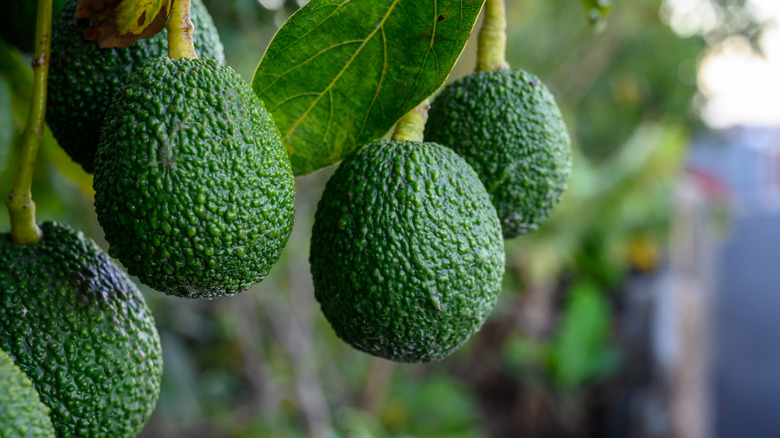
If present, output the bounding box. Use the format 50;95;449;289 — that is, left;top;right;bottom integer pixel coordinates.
667;0;780;127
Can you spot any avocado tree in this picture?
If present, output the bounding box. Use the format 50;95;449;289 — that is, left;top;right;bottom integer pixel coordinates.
4;0;759;435
0;0;579;435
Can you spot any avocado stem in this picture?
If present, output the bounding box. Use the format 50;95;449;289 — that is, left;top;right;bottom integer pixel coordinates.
166;0;198;59
392;99;430;143
6;0;52;245
476;0;509;72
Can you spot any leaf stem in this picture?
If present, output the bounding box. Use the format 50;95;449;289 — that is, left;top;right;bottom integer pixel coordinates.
392;99;430;143
166;0;198;59
476;0;509;72
6;0;52;245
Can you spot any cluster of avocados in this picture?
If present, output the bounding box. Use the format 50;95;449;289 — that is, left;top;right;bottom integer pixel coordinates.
309;69;571;362
309;6;571;362
2;0;571;433
0;222;163;437
2;0;294;435
47;0;225;173
47;0;295;299
426;69;572;239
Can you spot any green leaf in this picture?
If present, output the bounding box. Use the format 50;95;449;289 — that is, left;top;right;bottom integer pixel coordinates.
545;281;619;389
252;0;485;176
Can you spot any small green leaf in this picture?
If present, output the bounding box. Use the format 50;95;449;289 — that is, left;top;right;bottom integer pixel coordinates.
546;281;619;389
75;0;172;48
253;0;485;176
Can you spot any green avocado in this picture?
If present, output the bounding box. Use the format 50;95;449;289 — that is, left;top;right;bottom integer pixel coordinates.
310;139;505;362
0;348;56;438
46;0;225;173
0;222;162;437
94;57;295;299
425;69;572;238
0;0;66;52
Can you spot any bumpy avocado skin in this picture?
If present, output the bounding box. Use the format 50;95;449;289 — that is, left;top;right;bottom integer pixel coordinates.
94;57;295;299
46;0;225;173
0;349;56;438
0;222;162;438
310;140;505;362
426;69;572;238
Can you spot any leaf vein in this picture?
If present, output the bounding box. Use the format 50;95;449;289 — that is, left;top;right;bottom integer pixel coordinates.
268;92;323;113
260;1;350;65
257;40;364;97
283;0;403;143
355;24;389;144
402;0;440;109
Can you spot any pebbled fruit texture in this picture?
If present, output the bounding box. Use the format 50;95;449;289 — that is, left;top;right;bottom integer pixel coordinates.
426;69;572;238
94;57;295;299
0;348;56;438
0;222;162;438
310;140;505;362
46;0;225;173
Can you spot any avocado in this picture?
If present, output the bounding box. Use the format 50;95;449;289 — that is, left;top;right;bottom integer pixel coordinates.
0;222;162;437
46;0;225;173
0;348;56;438
93;57;295;299
310;139;505;362
0;0;66;52
425;69;572;238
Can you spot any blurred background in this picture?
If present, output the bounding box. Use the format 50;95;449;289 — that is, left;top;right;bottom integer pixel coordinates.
1;0;778;436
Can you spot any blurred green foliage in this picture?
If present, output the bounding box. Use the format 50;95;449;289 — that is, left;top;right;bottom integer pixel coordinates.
0;40;94;237
502;281;620;390
511;121;689;289
0;0;766;436
504;0;704;162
